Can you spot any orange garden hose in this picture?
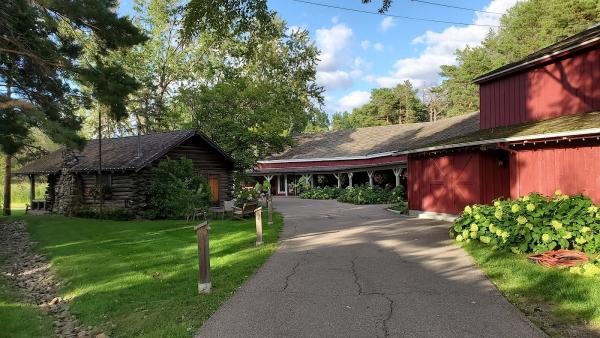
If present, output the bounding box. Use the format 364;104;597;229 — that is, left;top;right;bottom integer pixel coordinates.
528;249;589;268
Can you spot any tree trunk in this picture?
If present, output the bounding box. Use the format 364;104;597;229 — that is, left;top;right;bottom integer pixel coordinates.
3;154;11;216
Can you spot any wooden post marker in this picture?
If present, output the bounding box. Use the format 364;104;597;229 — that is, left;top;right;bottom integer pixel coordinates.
195;221;211;293
267;198;273;225
255;207;263;246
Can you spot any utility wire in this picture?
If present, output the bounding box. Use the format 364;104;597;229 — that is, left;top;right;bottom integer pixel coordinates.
289;0;501;27
410;0;504;15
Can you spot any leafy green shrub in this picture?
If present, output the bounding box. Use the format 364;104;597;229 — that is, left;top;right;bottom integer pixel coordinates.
300;185;406;205
299;187;343;200
145;157;210;219
451;191;600;254
234;188;260;206
71;206;136;220
390;201;409;214
337;185;405;205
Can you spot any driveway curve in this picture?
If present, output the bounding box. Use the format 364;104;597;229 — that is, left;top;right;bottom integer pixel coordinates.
197;197;544;338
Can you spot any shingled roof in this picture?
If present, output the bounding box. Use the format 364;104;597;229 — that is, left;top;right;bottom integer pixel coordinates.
263;112;480;161
16;129;233;175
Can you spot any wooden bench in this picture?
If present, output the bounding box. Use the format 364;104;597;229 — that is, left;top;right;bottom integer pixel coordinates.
232;202;258;219
26;200;48;215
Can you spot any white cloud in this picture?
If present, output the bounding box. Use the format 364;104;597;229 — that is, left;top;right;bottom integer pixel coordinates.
314;23;372;91
373;0;518;89
331;16;339;24
315;23;353;72
317;71;353;90
337;91;371;111
373;43;384;52
380;17;395;32
361;40;370;50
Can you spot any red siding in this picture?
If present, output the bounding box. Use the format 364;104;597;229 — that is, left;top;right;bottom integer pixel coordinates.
509;144;600;203
408;151;509;214
480;47;600;129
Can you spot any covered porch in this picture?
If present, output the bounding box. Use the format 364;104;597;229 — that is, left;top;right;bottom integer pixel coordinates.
253;164;408;196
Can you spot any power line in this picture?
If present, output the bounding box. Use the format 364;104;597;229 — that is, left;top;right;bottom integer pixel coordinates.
289;0;501;28
410;0;504;15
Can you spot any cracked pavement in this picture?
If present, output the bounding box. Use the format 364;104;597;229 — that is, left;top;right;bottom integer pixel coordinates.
196;198;544;338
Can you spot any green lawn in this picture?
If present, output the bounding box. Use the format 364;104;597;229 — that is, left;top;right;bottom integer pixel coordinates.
4;211;283;338
464;242;600;336
0;254;54;338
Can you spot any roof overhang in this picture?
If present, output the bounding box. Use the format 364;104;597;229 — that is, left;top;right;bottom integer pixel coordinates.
258;151;399;164
474;26;600;84
405;128;600;155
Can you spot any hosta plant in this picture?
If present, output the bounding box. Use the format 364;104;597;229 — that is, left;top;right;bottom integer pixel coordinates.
451;191;600;254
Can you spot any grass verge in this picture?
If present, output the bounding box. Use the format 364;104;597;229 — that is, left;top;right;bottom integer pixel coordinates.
464;242;600;337
6;211;283;338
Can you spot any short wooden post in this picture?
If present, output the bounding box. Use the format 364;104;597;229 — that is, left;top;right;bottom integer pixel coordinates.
255;207;263;246
195;221;211;293
267;198;273;225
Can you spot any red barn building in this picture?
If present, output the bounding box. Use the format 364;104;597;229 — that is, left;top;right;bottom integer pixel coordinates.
253;25;600;219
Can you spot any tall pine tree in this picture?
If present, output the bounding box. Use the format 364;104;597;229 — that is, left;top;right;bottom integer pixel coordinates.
0;0;146;214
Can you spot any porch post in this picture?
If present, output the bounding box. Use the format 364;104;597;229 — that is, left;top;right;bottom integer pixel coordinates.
333;173;341;188
393;168;401;187
264;175;272;197
367;171;374;187
309;174;314;188
29;174;36;202
347;172;353;188
284;174;288;197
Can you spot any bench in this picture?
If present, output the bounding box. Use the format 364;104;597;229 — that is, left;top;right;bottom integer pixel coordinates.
232;202;258;219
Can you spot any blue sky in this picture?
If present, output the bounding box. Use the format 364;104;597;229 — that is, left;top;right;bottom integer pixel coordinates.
118;0;518;115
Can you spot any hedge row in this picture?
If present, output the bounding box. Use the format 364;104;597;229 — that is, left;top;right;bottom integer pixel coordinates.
451;191;600;254
300;186;405;205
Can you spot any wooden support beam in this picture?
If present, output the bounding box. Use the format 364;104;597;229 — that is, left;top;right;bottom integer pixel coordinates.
333;173;341;188
367;171;374;187
393;168;401;187
29;174;35;202
347;172;354;188
284;174;288;196
195;221;211;293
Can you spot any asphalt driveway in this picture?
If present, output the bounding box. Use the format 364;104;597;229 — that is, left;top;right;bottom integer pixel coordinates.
197;197;544;337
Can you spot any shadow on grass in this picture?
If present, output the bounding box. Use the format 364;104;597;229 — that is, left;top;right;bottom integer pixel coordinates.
9;213;283;338
465;242;600;337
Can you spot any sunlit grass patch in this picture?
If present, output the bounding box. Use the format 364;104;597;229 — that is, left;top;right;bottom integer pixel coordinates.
13;213;283;338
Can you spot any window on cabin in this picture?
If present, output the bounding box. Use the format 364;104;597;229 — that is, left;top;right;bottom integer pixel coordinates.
95;174;112;199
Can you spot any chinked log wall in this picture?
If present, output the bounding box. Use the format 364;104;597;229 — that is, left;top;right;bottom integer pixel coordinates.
80;174;136;209
160;137;233;202
75;135;233;211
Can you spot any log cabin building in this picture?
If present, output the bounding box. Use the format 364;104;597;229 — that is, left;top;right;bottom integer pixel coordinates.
253;24;600;219
15;129;234;214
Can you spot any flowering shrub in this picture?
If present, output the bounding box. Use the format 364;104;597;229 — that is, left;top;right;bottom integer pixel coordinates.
299;187;343;200
301;185;406;205
338;186;404;205
451;191;600;254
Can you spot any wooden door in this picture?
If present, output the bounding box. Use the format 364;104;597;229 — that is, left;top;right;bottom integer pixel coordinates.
208;175;220;204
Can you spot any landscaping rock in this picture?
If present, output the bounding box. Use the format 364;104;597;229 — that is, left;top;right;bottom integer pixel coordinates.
0;220;98;337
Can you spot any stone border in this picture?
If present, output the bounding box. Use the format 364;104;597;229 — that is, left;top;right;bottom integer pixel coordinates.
0;220;106;338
